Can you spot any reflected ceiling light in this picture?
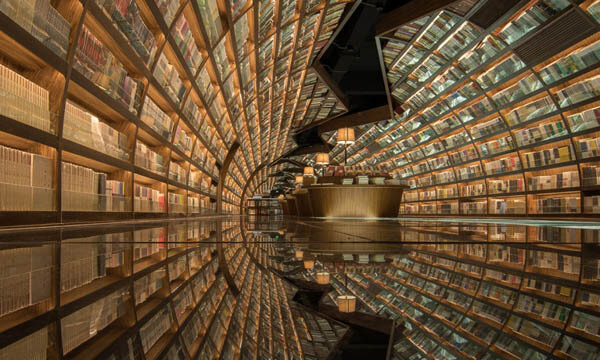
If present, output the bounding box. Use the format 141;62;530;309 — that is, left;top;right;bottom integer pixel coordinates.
337;128;355;145
304;260;315;270
316;272;330;285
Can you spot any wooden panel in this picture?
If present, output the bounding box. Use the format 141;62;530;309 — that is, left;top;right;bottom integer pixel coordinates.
294;190;314;217
308;185;407;218
514;8;597;67
286;196;298;216
468;0;521;29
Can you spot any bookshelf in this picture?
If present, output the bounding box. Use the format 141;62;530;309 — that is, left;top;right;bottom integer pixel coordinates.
0;0;351;224
334;0;600;217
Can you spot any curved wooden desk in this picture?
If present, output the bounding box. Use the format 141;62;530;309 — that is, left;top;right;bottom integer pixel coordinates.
308;185;407;218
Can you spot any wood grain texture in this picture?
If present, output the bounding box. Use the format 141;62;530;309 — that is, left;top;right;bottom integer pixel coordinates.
286;195;298;216
308;185;407;218
294;190;314;217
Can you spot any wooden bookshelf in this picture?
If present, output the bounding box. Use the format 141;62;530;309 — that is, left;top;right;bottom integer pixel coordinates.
325;0;600;218
0;0;351;224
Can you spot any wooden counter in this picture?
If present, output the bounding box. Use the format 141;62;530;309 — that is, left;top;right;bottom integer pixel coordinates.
294;189;313;217
308;185;407;218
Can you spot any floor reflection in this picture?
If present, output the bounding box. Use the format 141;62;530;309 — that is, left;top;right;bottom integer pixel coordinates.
0;217;599;359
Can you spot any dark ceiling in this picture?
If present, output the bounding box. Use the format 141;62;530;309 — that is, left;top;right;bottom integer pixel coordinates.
319;0;410;113
284;0;409;163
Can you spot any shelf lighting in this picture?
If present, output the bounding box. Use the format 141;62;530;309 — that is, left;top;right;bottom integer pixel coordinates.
295;175;303;183
303;260;315;270
304;166;314;176
295;250;304;259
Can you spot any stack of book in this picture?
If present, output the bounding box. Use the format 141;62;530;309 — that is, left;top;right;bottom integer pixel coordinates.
168;192;185;213
513;120;566;146
171;13;202;72
61;286;129;354
504;96;556;127
133;269;165;305
488;178;524;194
522;145;573;168
135;141;165;174
62;162;126;212
528;171;579;191
478;135;514;156
492;73;542;107
469;117;506;139
485;155;521;175
139;306;172;353
197;0;223;45
0;245;53;317
577;135;600;159
534;196;580;214
74;25;143;113
0;0;70;59
490;198;526;214
461;183;486;197
173;125;193;154
568;106;600;133
153;0;178;27
134;184;165;212
0;145;54;211
64;101;130;161
153;53;186;104
168;162;187;184
582;165;600;186
555;75;600;108
540;40;600;85
457;164;483;180
98;0;157;65
140;98;174;139
357;175;369;185
0;63;52;133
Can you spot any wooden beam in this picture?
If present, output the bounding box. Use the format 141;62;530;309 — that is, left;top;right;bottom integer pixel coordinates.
376;0;459;37
318;105;390;134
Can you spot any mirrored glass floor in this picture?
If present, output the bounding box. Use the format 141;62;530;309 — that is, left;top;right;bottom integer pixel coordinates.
0;216;599;360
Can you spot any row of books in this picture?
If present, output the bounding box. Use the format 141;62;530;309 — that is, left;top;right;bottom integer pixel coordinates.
528;171;579;191
98;0;157;65
135;141;165;174
532;196;580;214
0;145;54;211
489;198;525;214
153;52;186;105
62;162;126;212
64;101;130;161
0;0;70;59
522;145;573;168
74;25;143;113
134;183;165;212
140;97;174;140
171;12;202;73
61;286;129;354
0;62;52;133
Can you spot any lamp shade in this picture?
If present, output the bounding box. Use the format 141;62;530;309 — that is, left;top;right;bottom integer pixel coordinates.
337;295;356;313
304;166;314;176
303;260;315;270
295;175;303;184
316;272;330;284
316;153;329;165
295;250;304;259
337;128;355;144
